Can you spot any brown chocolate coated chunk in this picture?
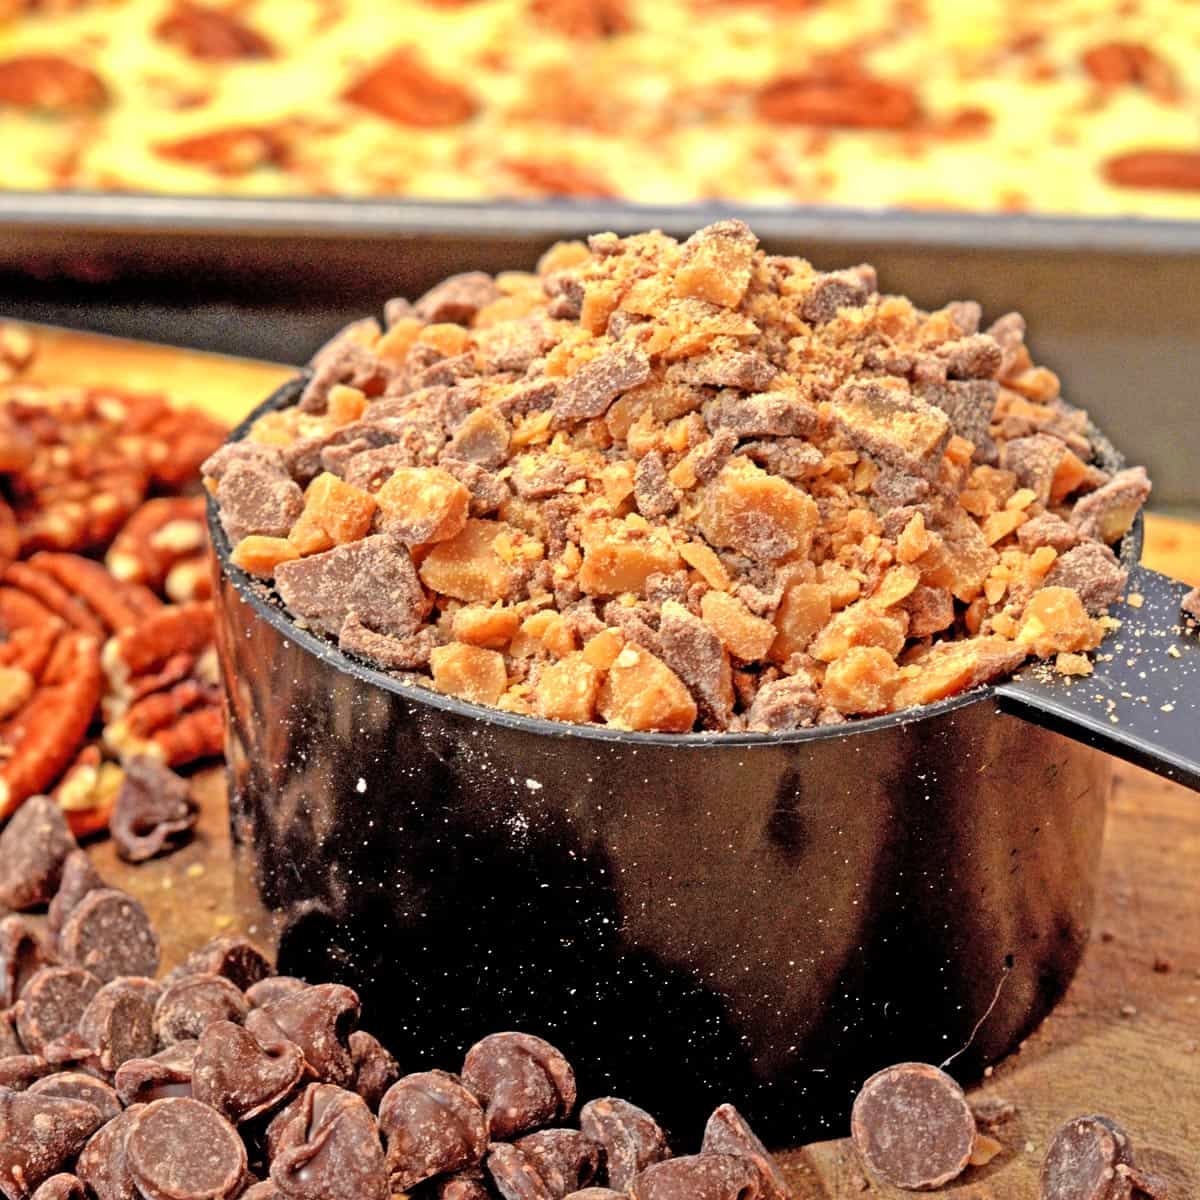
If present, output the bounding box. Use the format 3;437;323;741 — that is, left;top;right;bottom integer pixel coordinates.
216;457;305;544
109;757;197;864
634;451;679;520
201;442;287;483
0;796;76;912
30;1176;86;1200
702;1104;791;1200
463;1032;577;1141
378;1069;488;1190
240;1184;281;1200
0;1087;105;1200
513;1129;603;1197
29;1072;122;1123
433;1168;494;1199
76;1103;144;1200
46;852;104;940
1070;467;1152;544
192;1019;305;1123
676;351;777;392
76;979;157;1072
487;1141;555;1200
703;390;818;440
15;968;101;1057
245;976;307;1009
415;272;502;325
1003;434;1068;505
1017;512;1081;555
171;936;271;992
269;1083;389;1200
1183;586;1200;622
801;267;874;324
659;600;731;729
579;1097;670;1192
630;1153;762;1200
850;1062;976;1190
274;533;428;640
1043;543;1127;614
114;1041;196;1107
244;982;359;1088
0;1054;51;1090
563;1192;627;1200
339;615;439;671
57;890;160;983
0;915;51;1009
154;974;249;1047
127;1097;247;1200
552;346;651;424
349;1029;400;1110
1040;1115;1138;1200
745;672;820;733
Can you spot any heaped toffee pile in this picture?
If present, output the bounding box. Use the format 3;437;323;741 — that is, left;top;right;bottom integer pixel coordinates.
210;222;1152;733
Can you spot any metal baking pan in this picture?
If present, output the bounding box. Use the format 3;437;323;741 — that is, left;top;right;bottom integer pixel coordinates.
1;192;1198;507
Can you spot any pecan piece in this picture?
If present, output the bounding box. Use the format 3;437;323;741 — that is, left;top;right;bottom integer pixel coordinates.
106;497;209;597
1081;42;1178;100
155;125;291;176
0;54;107;111
529;0;633;38
1103;150;1200;192
756;70;920;129
155;0;274;61
343;48;478;127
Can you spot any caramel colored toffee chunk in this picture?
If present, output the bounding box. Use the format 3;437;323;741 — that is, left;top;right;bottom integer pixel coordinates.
210;221;1151;732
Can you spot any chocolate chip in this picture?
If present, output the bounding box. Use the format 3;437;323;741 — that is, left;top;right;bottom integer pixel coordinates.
702;1105;789;1200
245;977;308;1009
513;1129;603;1197
15;968;101;1057
579;1097;670;1192
76;1103;144;1200
29;1175;86;1200
0;915;51;1009
269;1083;389;1200
801;267;874;324
57;890;159;983
349;1030;400;1110
487;1141;555;1200
192;1020;305;1124
127;1097;247;1200
154;974;249;1047
0;1054;51;1090
216;457;305;545
633;451;679;520
274;533;428;640
462;1033;576;1141
77;979;158;1072
171;936;271;992
46;852;104;941
432;1168;494;1200
244;982;358;1088
378;1069;488;1190
109;757;197;864
0;1088;105;1199
0;796;76;912
0;1009;22;1058
850;1062;977;1190
629;1153;762;1200
29;1072;122;1123
1041;1115;1139;1200
552;346;651;425
114;1041;196;1107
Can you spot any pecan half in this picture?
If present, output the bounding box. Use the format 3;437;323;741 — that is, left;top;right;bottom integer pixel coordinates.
756;70;920;129
0;54;108;111
1103;149;1200;192
343;48;479;127
106;497;211;599
155;1;274;61
0;631;103;820
504;159;616;197
529;0;632;38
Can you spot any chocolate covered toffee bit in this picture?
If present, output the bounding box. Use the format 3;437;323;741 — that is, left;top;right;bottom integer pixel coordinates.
1040;1115;1155;1200
213;223;1152;732
0;806;790;1198
850;1062;979;1190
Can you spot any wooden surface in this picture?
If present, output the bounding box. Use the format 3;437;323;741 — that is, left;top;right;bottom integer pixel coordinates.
12;325;1200;1198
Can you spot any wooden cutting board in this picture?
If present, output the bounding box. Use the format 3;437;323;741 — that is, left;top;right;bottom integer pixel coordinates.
13;324;1200;1200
